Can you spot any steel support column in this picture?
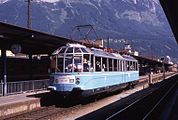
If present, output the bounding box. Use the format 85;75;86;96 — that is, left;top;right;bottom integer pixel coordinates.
29;54;32;80
1;49;7;96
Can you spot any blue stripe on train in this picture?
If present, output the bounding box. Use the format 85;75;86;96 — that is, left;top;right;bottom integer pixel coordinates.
52;71;139;92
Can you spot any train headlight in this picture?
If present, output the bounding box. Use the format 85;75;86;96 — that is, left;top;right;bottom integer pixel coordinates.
55;79;58;83
75;78;80;85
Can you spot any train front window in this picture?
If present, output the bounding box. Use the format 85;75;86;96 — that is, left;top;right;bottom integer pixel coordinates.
52;44;93;73
59;48;66;53
57;57;64;72
65;55;73;72
74;56;82;72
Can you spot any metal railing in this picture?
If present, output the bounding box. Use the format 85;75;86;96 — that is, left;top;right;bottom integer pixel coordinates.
1;79;50;95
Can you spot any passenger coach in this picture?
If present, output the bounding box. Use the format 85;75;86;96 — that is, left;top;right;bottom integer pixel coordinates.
48;43;139;97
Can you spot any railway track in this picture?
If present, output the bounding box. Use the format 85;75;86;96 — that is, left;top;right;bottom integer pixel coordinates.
106;74;178;120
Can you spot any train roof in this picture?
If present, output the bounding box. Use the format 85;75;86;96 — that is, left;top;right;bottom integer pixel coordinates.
52;43;92;55
52;43;138;61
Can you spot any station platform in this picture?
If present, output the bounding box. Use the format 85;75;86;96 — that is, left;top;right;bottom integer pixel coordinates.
0;91;48;117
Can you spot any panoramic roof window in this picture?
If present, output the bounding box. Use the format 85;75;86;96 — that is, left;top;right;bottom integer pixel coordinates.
59;48;66;53
81;48;88;53
74;48;82;53
66;47;73;53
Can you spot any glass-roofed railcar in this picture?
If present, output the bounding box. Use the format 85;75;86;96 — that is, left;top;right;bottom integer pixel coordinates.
48;43;139;97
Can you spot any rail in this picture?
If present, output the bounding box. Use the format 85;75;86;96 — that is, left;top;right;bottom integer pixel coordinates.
2;79;50;95
143;80;178;120
105;74;178;120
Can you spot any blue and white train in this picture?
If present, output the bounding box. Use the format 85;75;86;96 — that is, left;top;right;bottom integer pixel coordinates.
48;43;139;97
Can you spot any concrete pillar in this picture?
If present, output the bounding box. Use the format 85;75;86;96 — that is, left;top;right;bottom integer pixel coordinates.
148;73;152;85
163;62;165;80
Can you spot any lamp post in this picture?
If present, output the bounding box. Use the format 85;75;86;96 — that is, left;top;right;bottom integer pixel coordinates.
1;49;7;96
27;0;32;29
160;57;165;80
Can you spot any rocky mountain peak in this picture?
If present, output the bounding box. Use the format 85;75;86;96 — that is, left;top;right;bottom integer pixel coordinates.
0;0;178;62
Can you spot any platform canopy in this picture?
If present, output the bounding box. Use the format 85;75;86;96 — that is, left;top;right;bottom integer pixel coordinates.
160;0;178;44
0;22;76;55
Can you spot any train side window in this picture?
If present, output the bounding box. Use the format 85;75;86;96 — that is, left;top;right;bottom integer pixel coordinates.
114;59;117;71
123;61;126;71
117;60;119;71
109;59;112;71
107;58;109;71
102;58;107;71
83;54;90;72
121;61;123;71
130;61;134;71
136;62;138;71
127;61;130;71
90;55;94;72
125;61;127;71
95;57;101;71
119;60;122;71
133;62;136;71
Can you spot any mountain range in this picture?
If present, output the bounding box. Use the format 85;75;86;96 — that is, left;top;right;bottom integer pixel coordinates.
0;0;178;63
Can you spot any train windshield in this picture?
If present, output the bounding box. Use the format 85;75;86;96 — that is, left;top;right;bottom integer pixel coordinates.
51;44;93;73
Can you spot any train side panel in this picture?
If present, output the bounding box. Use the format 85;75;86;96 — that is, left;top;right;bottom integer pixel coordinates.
49;71;139;96
75;71;139;90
